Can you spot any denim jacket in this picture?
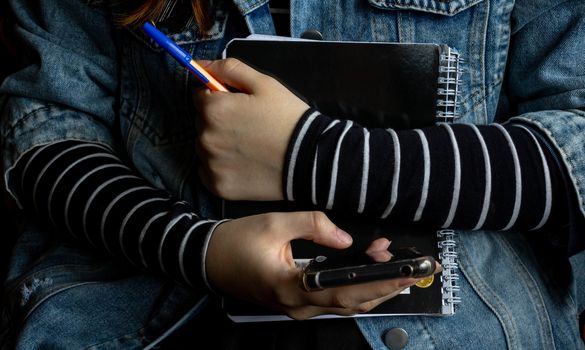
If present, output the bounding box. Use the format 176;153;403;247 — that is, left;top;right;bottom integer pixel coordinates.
1;0;584;349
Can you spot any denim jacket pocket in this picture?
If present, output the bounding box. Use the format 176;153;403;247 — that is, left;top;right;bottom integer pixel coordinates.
367;0;484;16
127;8;229;54
119;10;229;148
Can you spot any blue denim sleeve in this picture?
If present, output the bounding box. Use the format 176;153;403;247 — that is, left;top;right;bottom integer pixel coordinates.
506;0;585;224
506;0;585;313
0;0;118;182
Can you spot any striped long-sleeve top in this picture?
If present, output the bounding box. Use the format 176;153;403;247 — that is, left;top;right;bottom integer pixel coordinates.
9;141;223;292
9;109;567;291
284;109;566;231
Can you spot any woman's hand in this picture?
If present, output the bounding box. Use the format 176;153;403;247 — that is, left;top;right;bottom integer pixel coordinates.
193;58;309;201
205;211;425;320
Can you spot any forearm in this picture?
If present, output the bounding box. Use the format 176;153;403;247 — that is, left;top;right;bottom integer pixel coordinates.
285;109;567;231
9;140;221;291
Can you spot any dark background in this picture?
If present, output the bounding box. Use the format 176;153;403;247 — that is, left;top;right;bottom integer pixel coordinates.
0;1;20;296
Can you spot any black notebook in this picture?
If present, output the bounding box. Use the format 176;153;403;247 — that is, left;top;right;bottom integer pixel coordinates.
219;35;462;321
222;35;462;128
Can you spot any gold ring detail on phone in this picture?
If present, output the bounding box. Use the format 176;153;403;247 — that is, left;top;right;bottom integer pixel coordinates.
415;275;434;288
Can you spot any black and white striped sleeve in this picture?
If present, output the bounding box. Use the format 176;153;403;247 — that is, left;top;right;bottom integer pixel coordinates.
8;140;224;291
284;109;567;231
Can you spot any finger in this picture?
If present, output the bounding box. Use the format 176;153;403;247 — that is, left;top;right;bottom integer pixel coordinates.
367;250;393;263
302;276;421;309
365;238;392;262
435;261;443;273
366;237;391;252
292;282;412;319
192;86;234;121
279;211;353;250
198;58;269;93
351;285;409;313
285;305;359;321
192;86;211;110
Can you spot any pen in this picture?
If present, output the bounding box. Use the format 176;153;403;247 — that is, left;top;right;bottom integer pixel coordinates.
142;22;228;92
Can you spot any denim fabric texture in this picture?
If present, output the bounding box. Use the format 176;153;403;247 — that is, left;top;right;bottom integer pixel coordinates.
1;0;584;349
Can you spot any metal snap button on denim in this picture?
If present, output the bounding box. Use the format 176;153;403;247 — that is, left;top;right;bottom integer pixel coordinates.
383;328;408;349
300;29;323;40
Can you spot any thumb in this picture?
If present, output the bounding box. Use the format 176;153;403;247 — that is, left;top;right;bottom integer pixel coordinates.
284;211;353;250
198;58;266;93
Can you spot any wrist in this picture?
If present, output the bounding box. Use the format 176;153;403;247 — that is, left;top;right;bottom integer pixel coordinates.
283;109;334;202
201;219;231;295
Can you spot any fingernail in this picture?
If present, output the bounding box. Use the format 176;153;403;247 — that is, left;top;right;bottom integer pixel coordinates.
197;60;212;67
336;228;353;244
382;239;391;250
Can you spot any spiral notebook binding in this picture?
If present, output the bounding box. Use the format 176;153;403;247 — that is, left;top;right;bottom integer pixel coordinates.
437;229;461;315
436;46;463;124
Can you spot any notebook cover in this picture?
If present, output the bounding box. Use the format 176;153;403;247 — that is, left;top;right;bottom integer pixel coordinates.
223;38;443;129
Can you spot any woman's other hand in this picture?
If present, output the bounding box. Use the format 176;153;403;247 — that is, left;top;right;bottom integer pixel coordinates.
205;211;423;320
194;58;309;201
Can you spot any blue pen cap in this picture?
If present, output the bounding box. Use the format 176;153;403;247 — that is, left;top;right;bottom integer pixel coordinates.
142;22;209;83
142;22;191;63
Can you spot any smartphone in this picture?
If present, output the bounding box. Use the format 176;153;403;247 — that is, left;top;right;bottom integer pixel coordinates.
300;247;436;292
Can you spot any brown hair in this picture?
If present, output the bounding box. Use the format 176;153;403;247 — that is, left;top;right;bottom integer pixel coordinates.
120;0;213;33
